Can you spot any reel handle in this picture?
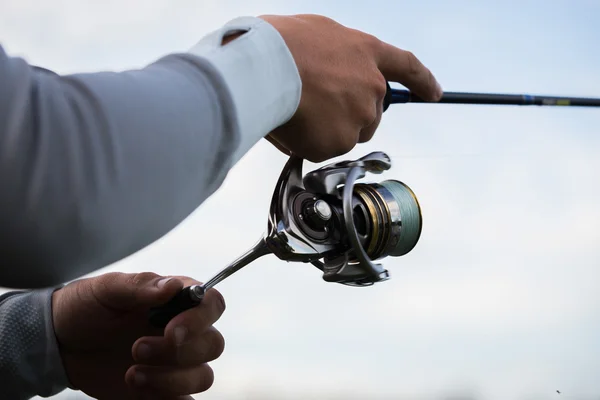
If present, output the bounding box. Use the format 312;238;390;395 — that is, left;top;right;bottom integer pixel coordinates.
148;285;205;329
147;239;270;329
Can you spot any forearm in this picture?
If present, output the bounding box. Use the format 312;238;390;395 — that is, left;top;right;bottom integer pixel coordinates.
0;17;301;288
0;50;239;289
0;289;70;399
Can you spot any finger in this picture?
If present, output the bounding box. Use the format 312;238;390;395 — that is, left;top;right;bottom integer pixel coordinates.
265;135;291;156
126;363;215;396
162;275;203;289
162;287;225;347
137;393;194;400
375;41;442;102
129;389;194;400
133;326;225;366
87;272;185;311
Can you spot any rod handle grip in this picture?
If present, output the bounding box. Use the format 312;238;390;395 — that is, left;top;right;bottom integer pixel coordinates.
383;81;393;111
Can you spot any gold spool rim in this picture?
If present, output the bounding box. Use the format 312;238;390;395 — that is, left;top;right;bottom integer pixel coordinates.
354;184;393;260
353;186;380;258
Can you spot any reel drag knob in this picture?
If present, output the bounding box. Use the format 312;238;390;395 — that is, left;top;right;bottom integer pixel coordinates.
303;199;332;229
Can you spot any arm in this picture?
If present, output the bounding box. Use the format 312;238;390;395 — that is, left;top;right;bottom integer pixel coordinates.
0;17;301;288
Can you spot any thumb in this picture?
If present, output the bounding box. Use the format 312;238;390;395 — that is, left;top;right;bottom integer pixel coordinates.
88;272;184;311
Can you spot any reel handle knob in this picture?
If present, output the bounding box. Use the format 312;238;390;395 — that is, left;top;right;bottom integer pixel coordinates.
148;285;205;329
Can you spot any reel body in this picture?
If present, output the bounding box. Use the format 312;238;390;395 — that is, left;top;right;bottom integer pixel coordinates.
264;151;423;287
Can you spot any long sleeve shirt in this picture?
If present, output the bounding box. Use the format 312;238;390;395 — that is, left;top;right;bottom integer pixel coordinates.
0;16;302;399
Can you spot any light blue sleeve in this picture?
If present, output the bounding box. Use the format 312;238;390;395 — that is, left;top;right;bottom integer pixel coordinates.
0;16;301;289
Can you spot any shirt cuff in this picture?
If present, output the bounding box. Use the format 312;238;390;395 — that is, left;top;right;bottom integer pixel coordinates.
0;287;70;399
187;16;302;164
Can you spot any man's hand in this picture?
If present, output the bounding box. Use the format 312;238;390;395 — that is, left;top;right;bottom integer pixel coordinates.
52;272;225;400
259;14;442;163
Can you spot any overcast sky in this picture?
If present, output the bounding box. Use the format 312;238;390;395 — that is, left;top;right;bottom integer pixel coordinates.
2;1;600;399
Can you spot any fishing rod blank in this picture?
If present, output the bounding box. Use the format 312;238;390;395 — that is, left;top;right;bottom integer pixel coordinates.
382;83;600;109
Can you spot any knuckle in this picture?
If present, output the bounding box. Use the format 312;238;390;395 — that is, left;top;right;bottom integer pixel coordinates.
171;275;200;287
128;272;160;287
357;105;378;128
299;14;335;26
373;73;388;101
364;33;382;50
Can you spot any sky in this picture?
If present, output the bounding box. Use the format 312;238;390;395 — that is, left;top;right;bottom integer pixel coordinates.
1;0;600;399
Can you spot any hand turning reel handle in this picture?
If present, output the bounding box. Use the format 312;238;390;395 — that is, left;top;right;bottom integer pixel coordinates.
149;81;600;329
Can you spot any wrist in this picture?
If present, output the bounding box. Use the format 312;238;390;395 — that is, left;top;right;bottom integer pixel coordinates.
0;287;71;398
51;287;78;391
187;16;302;164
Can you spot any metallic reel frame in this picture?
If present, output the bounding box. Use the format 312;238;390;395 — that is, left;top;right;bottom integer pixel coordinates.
263;151;394;287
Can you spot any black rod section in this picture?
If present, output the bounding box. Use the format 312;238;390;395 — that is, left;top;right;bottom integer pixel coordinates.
389;88;600;107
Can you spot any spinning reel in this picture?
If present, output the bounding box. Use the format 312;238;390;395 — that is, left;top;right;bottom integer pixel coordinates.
149;150;422;328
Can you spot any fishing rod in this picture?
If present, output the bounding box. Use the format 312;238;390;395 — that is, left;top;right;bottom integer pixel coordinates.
383;83;600;109
148;81;599;329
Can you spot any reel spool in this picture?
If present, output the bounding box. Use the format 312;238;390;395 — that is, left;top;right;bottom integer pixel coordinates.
267;151;422;286
148;151;422;327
